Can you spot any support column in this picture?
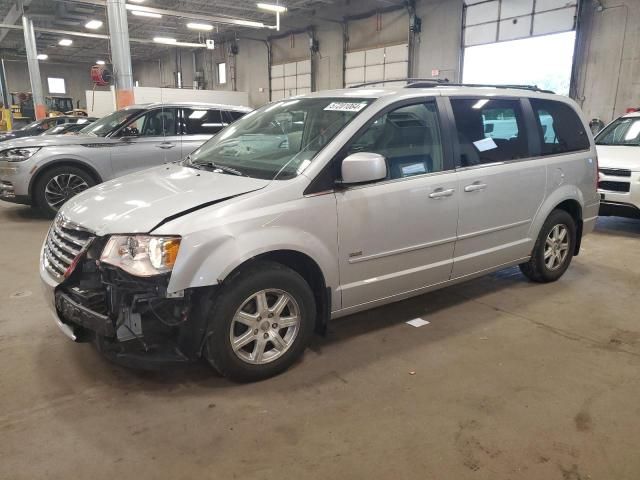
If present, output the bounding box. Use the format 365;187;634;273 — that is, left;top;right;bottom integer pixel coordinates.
106;0;134;108
22;15;46;119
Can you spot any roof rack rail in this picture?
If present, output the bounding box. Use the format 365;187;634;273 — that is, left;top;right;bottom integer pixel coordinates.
348;78;555;94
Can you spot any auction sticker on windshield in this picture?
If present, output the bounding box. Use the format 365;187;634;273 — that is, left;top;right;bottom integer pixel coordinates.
324;102;368;112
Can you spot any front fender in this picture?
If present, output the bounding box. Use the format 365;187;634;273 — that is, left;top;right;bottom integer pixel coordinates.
167;226;339;301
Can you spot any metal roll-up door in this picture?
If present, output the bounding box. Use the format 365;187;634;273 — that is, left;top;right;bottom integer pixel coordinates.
271;59;312;101
344;43;409;87
463;0;578;47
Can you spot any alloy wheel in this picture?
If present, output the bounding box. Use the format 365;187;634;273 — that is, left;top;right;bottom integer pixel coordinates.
44;173;89;210
229;289;301;365
544;224;570;271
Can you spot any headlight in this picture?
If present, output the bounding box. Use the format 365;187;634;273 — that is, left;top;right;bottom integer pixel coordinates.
100;235;181;277
0;147;41;162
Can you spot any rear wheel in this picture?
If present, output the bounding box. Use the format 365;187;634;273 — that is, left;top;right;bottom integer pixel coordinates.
204;261;315;382
520;209;576;283
34;166;95;218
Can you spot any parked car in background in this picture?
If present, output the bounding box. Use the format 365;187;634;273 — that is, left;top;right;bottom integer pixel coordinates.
41;118;98;136
0;102;251;216
595;111;640;219
40;84;599;381
0;116;92;143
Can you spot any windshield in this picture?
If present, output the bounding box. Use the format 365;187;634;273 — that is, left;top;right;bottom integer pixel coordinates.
186;97;373;180
20;120;44;131
596;117;640;146
79;108;143;137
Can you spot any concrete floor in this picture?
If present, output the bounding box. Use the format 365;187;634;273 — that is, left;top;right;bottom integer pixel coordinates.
1;201;639;480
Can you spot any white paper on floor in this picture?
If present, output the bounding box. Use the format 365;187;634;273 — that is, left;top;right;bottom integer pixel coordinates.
406;318;430;327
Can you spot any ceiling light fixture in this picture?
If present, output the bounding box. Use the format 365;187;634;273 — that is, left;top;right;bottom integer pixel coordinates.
130;9;162;18
36;53;48;60
58;38;73;46
85;19;103;29
232;19;265;28
153;37;177;44
96;60;106;65
187;22;214;31
257;3;287;12
129;0;146;3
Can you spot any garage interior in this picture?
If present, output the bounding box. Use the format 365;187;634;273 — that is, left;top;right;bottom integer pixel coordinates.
1;0;640;478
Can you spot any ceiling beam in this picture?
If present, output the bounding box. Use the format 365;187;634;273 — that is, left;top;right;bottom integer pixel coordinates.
62;0;277;29
0;23;208;48
0;0;33;43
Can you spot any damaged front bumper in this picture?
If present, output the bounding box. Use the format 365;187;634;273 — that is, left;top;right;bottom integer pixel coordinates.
40;237;209;369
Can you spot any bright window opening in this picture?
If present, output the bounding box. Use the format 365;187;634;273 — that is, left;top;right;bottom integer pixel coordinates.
463;31;576;96
47;77;66;94
217;63;227;84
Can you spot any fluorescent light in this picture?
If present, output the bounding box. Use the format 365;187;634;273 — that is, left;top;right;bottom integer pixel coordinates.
131;9;162;18
232;19;265;28
257;3;287;12
96;60;106;65
153;37;177;44
187;22;214;31
472;99;489;109
128;0;145;2
189;110;207;119
85;20;103;29
36;54;48;60
58;38;73;46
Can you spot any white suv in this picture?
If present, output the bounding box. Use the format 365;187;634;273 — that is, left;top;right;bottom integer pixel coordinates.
595;111;640;219
40;83;599;381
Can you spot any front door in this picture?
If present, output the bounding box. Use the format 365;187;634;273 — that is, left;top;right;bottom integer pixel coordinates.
336;100;459;309
448;97;545;278
110;107;181;177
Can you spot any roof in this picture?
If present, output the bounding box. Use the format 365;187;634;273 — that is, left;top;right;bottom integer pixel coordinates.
124;102;252;112
622;111;640;118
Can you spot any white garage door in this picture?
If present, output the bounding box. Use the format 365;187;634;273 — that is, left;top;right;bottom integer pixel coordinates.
344;43;408;88
271;59;312;101
464;0;578;47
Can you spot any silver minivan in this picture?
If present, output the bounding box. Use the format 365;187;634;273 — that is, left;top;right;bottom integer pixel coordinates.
40;84;599;381
0;102;251;217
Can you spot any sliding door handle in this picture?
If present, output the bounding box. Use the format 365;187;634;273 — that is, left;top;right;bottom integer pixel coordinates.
464;182;487;192
428;188;455;199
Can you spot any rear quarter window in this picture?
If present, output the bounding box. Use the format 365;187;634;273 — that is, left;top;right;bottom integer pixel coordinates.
530;99;590;155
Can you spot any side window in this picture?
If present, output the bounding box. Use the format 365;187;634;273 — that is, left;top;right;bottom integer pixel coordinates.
450;98;530;166
346;102;445;180
530;99;590;155
123;108;178;137
182;108;227;135
225;110;246;122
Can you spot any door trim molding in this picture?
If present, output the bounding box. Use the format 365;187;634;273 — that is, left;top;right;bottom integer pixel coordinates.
348;235;457;264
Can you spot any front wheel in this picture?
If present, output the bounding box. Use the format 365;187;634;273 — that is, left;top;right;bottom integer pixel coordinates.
520;209;576;283
204;261;316;382
34;166;95;218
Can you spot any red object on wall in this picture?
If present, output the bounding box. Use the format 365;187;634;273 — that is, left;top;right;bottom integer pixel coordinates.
90;65;112;86
626;107;639;113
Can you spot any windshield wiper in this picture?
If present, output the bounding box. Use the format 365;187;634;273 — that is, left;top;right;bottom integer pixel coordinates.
195;161;246;176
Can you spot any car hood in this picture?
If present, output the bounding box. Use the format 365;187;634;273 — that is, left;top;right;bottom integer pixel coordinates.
60;164;270;235
596;145;640;171
0;133;107;150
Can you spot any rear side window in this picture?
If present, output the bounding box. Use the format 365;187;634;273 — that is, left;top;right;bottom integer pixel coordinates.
226;110;246;122
530;99;589;155
450;98;530;166
182;108;227;135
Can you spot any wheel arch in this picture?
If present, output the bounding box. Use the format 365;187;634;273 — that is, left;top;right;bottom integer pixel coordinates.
28;159;103;200
533;189;584;256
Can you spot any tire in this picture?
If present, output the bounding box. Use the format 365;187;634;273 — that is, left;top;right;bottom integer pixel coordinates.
34;165;95;218
204;261;316;382
519;209;576;283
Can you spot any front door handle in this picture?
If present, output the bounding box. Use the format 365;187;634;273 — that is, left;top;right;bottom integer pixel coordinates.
464;182;487;192
428;188;455;199
158;142;176;149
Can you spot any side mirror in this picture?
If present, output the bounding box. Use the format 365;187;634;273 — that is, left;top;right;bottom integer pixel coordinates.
340;152;387;185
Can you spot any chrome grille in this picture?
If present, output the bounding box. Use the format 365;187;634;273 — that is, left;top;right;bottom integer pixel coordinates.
43;216;94;281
